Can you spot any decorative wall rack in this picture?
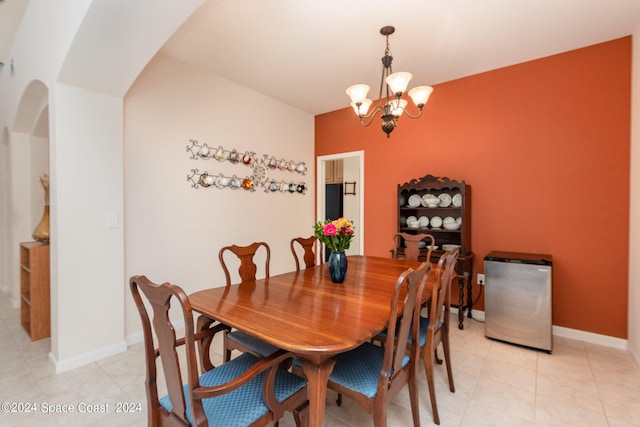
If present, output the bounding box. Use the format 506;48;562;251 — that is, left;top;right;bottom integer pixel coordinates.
186;139;307;194
186;139;307;175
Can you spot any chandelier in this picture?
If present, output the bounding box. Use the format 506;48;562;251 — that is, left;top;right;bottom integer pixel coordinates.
345;26;433;138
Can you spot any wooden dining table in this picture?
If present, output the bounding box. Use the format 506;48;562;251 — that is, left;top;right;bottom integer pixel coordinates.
189;255;433;427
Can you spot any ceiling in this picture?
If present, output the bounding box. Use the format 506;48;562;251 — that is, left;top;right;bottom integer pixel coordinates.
3;1;640;116
159;0;640;115
0;0;29;70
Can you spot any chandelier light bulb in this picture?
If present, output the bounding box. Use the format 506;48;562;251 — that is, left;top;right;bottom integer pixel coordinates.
388;99;408;118
351;99;372;116
346;84;371;104
385;72;413;96
408;86;434;108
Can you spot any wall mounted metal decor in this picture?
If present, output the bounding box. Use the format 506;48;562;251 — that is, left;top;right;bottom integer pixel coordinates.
187;168;307;194
186;139;307;175
186;140;307;195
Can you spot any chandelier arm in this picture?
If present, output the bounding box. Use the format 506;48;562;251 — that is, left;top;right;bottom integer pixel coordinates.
402;107;424;120
358;105;385;127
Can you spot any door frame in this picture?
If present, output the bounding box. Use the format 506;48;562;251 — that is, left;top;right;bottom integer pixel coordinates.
316;150;364;257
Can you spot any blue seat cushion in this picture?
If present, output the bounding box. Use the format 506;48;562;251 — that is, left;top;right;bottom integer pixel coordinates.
378;316;442;347
327;342;409;398
159;353;306;427
227;330;280;358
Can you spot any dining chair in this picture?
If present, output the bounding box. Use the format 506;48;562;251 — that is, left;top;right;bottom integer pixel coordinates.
415;249;459;425
218;242;280;362
323;262;432;427
290;236;318;270
129;275;309;427
392;232;436;262
219;241;271;286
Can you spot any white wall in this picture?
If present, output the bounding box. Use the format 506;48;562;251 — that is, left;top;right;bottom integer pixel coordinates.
0;0;207;371
123;54;315;337
629;26;640;365
51;83;126;365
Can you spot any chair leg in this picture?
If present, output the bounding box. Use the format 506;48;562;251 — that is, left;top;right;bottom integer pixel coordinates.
423;348;441;425
435;347;443;364
222;332;232;363
293;402;309;427
442;335;456;393
372;402;387;427
408;370;421;427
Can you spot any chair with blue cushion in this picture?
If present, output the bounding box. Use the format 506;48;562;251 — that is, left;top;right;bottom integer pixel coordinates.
325;262;432;427
219;242;280;362
130;275;308;427
418;249;458;425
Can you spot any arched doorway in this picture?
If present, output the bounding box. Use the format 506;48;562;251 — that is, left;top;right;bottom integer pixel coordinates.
1;80;49;309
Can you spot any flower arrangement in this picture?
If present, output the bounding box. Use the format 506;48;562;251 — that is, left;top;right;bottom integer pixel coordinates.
314;217;355;253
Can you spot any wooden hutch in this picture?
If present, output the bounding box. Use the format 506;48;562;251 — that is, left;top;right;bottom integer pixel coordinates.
396;174;474;329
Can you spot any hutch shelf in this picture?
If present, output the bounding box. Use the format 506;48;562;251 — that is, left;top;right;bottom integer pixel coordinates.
20;242;50;341
396;174;474;329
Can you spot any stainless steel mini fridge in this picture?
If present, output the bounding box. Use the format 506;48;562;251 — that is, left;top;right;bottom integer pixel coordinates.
484;251;553;353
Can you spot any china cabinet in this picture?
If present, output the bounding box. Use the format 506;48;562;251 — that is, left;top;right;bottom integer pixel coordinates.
396;174;474;328
20;242;50;340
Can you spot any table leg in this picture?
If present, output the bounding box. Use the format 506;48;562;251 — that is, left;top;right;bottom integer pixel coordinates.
298;357;336;427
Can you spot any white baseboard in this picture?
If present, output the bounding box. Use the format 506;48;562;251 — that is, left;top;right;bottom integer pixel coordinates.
125;331;144;346
49;341;128;374
552;325;627;350
455;308;628;350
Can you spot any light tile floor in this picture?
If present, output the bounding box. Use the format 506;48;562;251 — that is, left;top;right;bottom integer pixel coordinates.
1;292;639;426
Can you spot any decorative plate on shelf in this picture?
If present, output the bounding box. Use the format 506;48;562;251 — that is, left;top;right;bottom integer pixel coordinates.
418;216;429;228
407;216;419;228
430;216;443;228
438;193;452;207
442;244;462;251
452;193;462;207
443;216;456;225
408;194;422;207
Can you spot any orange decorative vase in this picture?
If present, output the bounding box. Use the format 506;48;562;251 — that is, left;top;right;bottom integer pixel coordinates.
32;205;50;243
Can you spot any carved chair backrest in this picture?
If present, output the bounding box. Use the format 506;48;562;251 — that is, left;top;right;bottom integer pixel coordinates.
219;241;271;286
392;232;435;262
383;262;432;386
290;236;317;270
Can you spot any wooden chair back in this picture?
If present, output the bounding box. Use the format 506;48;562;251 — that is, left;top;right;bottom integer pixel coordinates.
429;249;459;341
385;261;432;385
219;241;270;286
290;236;317;270
392;232;435;262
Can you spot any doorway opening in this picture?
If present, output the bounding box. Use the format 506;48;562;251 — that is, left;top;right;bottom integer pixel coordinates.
316;151;364;261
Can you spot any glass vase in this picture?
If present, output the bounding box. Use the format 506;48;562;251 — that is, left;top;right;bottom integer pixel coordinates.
328;251;348;283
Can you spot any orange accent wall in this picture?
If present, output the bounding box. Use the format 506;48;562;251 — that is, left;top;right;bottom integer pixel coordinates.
315;37;631;339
